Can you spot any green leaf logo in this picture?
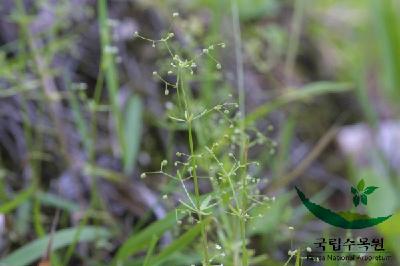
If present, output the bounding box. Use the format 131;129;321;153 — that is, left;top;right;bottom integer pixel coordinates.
357;179;365;191
351;180;379;207
364;186;378;195
353;194;360;207
295;186;392;229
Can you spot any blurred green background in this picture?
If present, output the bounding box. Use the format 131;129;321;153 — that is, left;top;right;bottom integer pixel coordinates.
0;0;399;265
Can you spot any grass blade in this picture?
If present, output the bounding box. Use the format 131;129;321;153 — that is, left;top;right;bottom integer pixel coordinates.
0;184;35;214
0;226;110;266
246;81;352;125
36;192;80;213
143;235;160;266
98;0;125;161
123;95;143;174
149;217;211;266
113;211;185;265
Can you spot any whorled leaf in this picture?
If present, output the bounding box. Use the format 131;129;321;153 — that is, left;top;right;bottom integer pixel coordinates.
353;195;360;207
364;186;379;195
361;194;368;205
357;179;365;191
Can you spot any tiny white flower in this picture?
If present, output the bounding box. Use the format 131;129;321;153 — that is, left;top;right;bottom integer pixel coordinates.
162;194;168;199
288;226;294;230
140;173;147;179
215;244;222;250
288;250;297;256
216;63;222;69
152;71;158;76
173;12;179;17
306;247;312;252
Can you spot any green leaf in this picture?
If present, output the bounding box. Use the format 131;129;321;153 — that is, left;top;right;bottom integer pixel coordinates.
246;81;352;126
113;211;185;265
357;179;365;191
0;226;110;266
0;185;35;214
143;235;159;266
123;95;143;174
149;218;210;265
361;194;368;205
236;0;279;21
200;195;212;211
351;186;358;195
36;192;80;213
364;186;379;195
353;195;360;207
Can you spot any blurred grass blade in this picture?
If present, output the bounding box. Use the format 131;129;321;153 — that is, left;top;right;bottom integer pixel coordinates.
0;226;110;266
36;192;80;213
114;211;185;265
371;0;400;102
98;0;125;160
148;218;211;266
66;81;92;155
123;95;143;174
246;81;352;125
143;235;159;266
0;184;35;213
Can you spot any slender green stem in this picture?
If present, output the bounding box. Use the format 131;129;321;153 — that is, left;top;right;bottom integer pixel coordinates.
181;64;209;265
231;0;249;264
188;118;210;266
285;0;306;80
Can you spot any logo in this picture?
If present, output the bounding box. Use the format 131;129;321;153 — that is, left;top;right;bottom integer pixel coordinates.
296;179;392;229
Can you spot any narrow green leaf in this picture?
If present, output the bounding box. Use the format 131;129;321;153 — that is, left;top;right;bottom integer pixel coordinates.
0;185;35;214
36;192;80;213
123;95;143;174
353;195;360;207
364;186;379;195
0;226;110;266
357;179;365;191
143;235;159;266
361;194;368;205
149;218;210;265
246;81;352;125
200;195;212;211
98;0;124;161
114;211;185;265
351;186;358;195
